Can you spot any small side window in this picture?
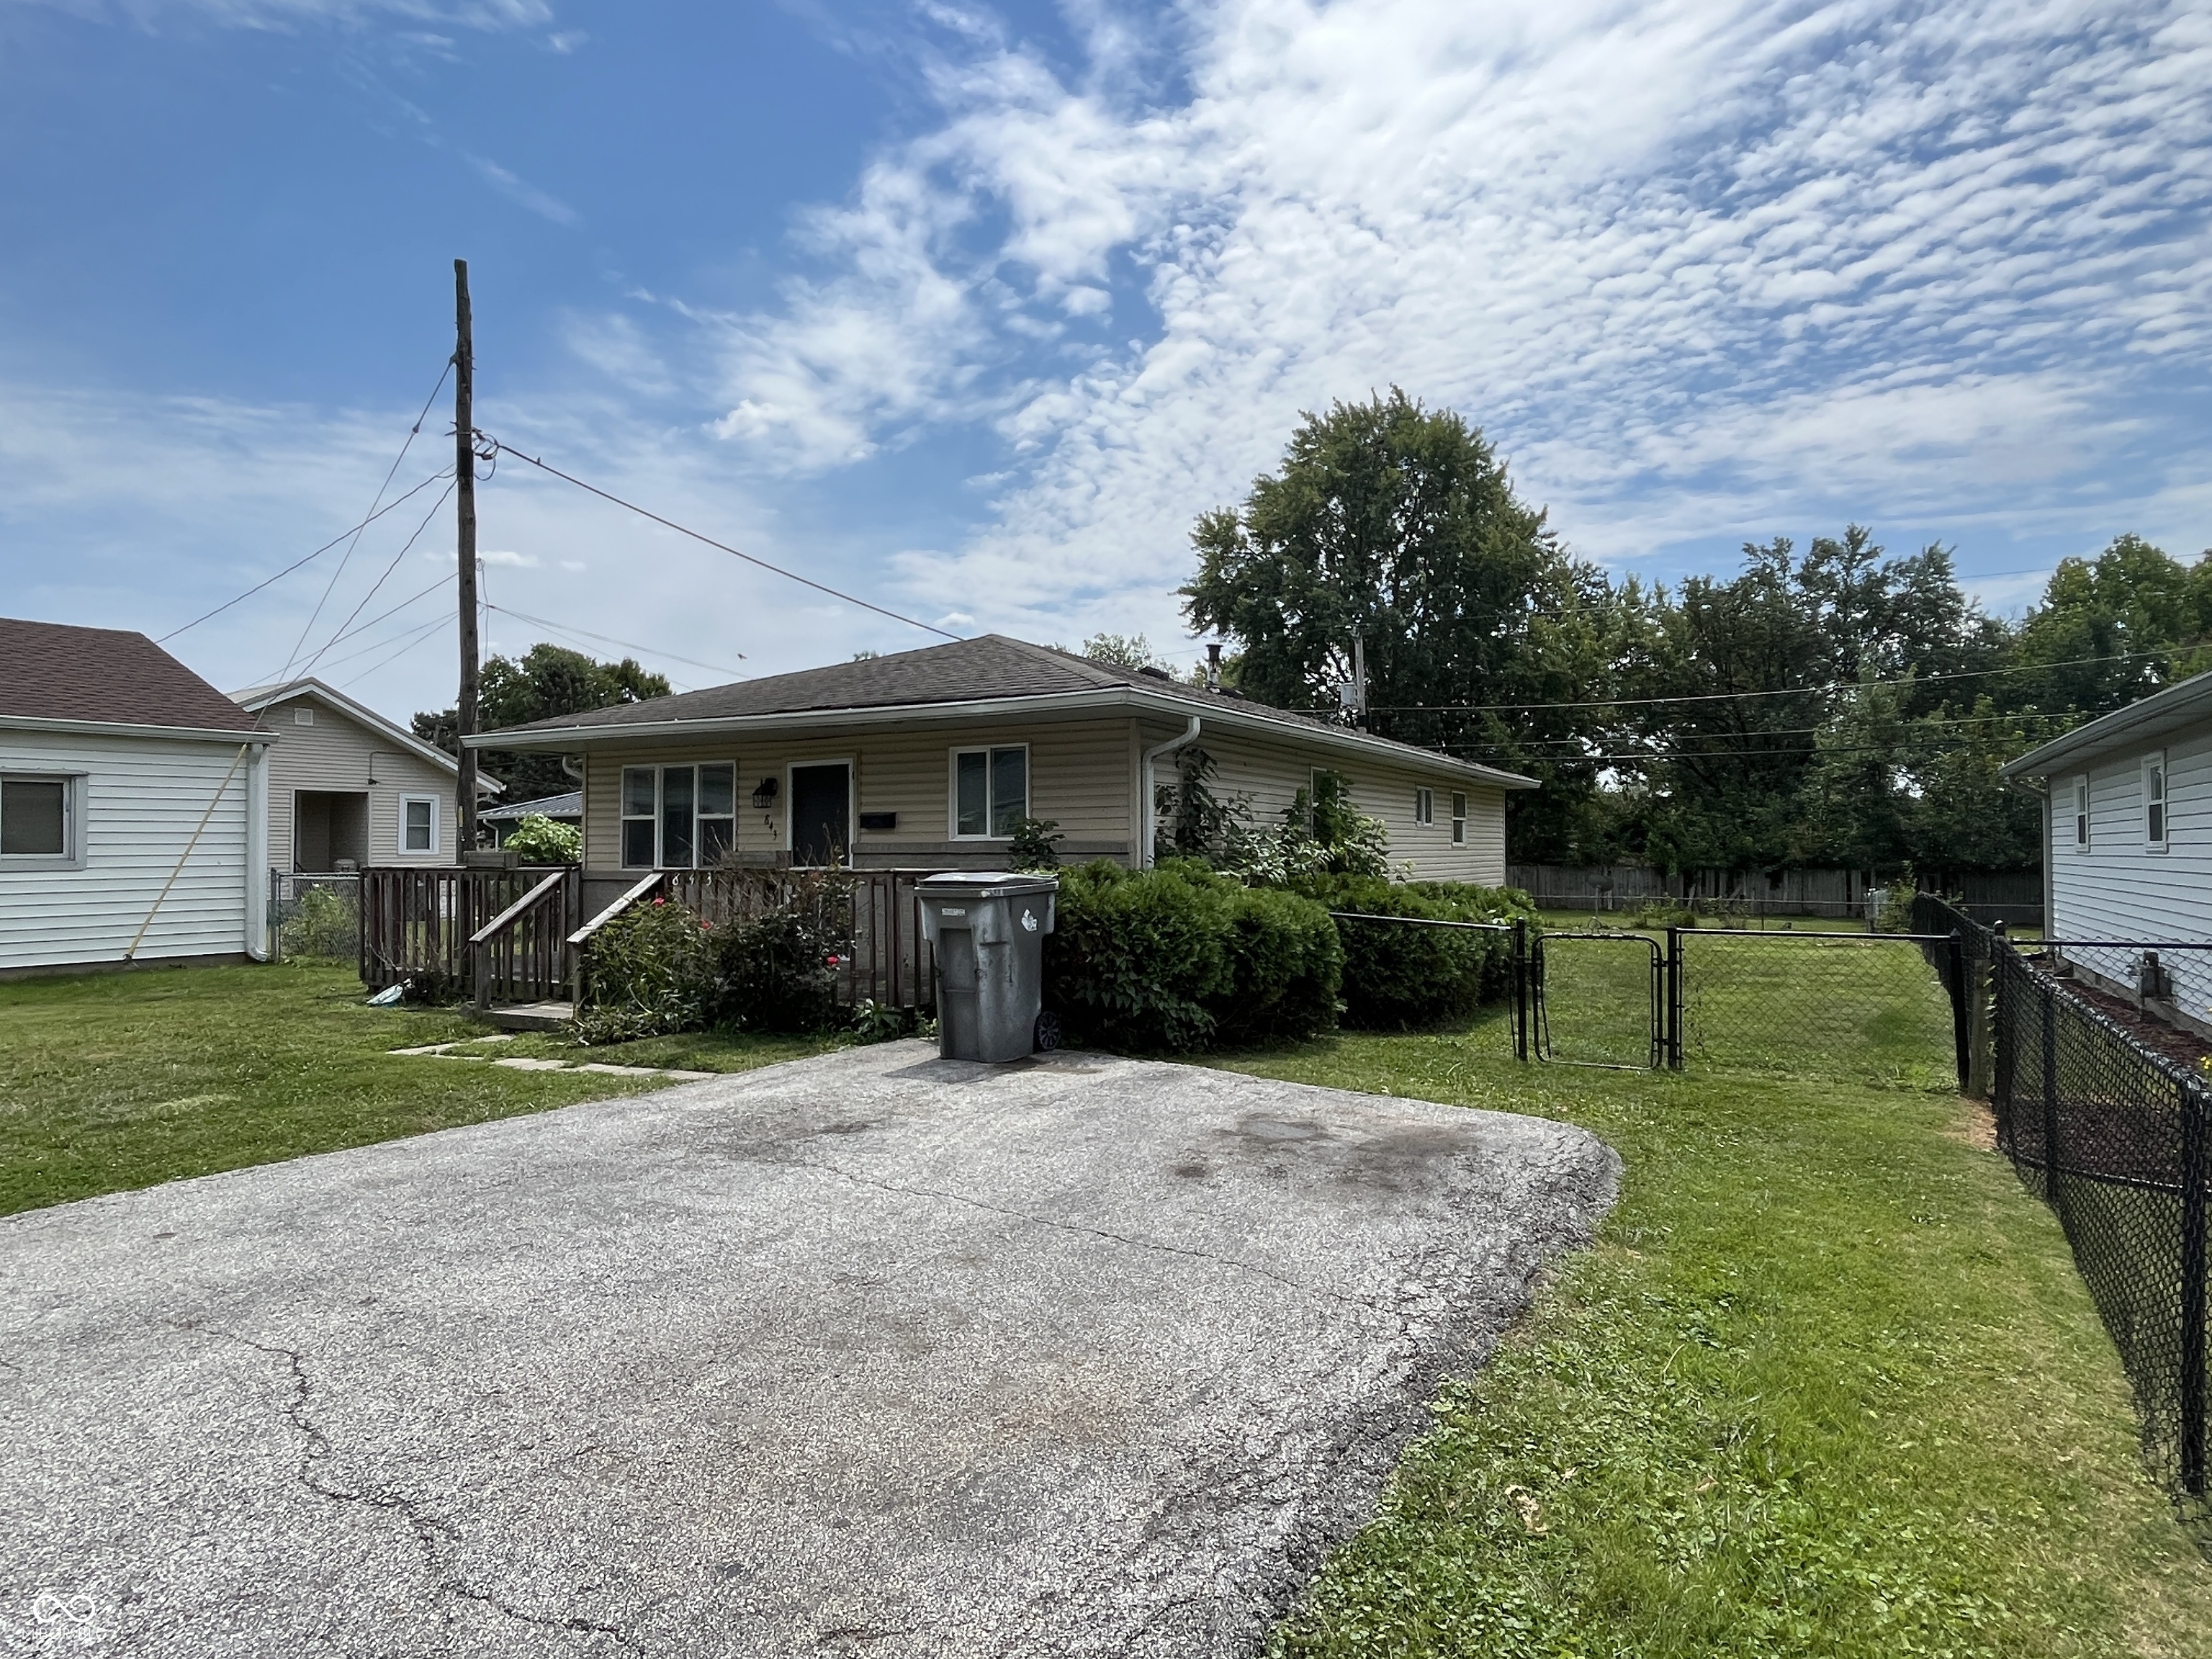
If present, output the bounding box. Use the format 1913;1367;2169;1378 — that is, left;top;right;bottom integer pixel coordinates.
400;795;438;855
2074;776;2090;850
1;775;74;863
1415;787;1434;826
621;767;657;868
2146;752;2168;848
1451;792;1467;846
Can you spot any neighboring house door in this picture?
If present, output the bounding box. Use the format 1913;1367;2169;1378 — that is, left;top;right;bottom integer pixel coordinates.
790;764;850;867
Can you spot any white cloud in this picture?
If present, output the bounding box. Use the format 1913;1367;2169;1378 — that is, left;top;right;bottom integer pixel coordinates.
468;154;579;226
699;0;2212;642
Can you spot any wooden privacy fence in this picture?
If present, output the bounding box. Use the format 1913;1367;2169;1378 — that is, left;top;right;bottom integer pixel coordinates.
361;865;941;1011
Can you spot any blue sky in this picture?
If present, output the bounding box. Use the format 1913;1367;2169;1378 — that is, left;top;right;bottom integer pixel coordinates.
2;0;2208;721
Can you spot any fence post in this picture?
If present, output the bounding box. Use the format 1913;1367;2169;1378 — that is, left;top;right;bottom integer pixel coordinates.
1665;927;1683;1070
2183;1079;2209;1497
2041;976;2062;1212
1947;930;1971;1094
1511;918;1529;1062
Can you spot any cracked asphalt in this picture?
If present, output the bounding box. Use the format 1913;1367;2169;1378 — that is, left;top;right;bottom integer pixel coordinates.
0;1042;1618;1658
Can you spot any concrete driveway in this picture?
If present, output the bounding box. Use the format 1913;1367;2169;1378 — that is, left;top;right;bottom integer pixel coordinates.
1;1042;1617;1658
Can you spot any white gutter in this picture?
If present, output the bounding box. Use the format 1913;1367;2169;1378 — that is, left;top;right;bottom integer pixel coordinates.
472;685;1537;790
244;742;270;961
1139;716;1203;870
0;714;275;746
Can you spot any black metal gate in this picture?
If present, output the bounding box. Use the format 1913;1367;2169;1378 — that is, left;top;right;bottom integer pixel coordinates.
1532;930;1665;1069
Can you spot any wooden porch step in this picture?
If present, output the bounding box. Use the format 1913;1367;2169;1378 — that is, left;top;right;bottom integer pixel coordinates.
484;1000;577;1031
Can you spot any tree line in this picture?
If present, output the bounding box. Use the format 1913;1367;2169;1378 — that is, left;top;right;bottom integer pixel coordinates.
1182;390;2212;877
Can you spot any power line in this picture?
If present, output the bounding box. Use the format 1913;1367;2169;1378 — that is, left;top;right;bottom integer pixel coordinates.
303;572;457;676
278;359;457;682
1406;706;2077;751
485;603;748;680
335;611;451;691
1357;645;2184;715
155;470;449;644
487;441;963;642
297;480;457;678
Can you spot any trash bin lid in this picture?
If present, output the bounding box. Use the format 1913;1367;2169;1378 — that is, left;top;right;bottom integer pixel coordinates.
916;871;1059;900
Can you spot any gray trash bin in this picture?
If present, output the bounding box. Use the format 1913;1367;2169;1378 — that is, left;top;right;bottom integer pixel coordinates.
917;872;1058;1063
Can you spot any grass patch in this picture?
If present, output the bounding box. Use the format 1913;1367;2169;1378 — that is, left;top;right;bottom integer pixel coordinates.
1214;1007;2212;1657
0;962;838;1217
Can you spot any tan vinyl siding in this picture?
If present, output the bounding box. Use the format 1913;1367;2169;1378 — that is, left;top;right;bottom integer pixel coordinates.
253;695;459;869
1141;719;1511;884
580;717;1141;871
0;728;252;970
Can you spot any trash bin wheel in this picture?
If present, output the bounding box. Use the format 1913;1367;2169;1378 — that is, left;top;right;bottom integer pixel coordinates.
1034;1011;1062;1053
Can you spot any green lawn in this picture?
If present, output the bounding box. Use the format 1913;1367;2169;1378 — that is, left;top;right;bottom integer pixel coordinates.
0;961;835;1217
1213;998;2212;1657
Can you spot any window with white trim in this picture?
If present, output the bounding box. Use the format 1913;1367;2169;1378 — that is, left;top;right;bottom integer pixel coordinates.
1;773;78;867
2073;775;2090;850
1450;791;1467;846
950;746;1028;838
2146;752;2168;849
1414;787;1434;825
621;764;737;868
399;794;439;855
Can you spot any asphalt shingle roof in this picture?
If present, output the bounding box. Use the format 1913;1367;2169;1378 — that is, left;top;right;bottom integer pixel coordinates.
0;618;261;732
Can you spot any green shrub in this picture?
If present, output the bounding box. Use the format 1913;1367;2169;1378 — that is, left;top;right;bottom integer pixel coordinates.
1007;817;1064;870
1303;874;1530;1028
501;813;582;864
577;897;716;1044
711;869;854;1034
1043;859;1340;1052
282;885;358;961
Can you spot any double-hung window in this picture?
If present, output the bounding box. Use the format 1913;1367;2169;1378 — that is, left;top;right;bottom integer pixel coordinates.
621;763;737;868
2146;752;2168;850
1450;792;1467;846
2073;775;2090;850
951;746;1028;839
399;794;439;855
1414;787;1434;826
1;773;78;868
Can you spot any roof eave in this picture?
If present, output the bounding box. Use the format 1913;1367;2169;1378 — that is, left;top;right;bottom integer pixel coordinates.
230;677;498;791
2000;670;2212;779
473;684;1539;788
0;713;273;745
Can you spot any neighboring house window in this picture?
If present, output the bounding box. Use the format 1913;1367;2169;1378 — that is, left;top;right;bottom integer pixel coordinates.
2073;775;2090;850
400;795;439;855
1415;787;1434;825
620;764;737;868
2146;752;2168;849
1451;792;1467;846
1;774;78;867
951;746;1028;838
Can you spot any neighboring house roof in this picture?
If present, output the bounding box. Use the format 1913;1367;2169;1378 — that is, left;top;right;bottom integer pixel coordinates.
2002;670;2212;780
481;791;583;824
229;677;502;793
0;616;264;737
474;633;1538;789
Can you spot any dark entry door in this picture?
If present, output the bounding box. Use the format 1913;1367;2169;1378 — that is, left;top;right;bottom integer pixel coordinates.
790;765;850;866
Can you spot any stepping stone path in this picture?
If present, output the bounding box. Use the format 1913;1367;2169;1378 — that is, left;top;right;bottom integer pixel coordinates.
388;1034;714;1082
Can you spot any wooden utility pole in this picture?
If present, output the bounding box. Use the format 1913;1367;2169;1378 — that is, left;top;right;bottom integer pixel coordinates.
454;258;480;851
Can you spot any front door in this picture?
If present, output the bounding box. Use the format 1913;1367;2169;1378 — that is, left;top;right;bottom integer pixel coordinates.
790;764;850;867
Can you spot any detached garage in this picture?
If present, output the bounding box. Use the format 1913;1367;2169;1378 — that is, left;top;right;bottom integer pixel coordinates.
0;618;273;976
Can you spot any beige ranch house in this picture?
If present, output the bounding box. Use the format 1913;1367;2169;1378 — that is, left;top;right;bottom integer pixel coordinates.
477;635;1533;907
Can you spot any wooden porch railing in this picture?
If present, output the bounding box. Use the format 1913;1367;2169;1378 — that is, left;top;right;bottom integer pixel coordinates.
657;866;942;1011
469;868;583;1010
359;866;577;997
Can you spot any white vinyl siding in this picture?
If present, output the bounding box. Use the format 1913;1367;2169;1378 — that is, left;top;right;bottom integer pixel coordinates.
251;694;459;870
2049;728;2212;945
0;729;254;971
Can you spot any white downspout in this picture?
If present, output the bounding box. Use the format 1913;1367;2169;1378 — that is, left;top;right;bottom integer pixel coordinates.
1139;716;1202;870
245;739;271;960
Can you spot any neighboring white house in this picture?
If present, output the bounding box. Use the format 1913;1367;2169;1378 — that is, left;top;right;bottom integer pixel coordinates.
230;678;488;873
2004;668;2212;944
1;617;273;976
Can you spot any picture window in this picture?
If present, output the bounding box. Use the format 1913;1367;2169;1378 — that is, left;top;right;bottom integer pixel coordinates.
621;763;737;868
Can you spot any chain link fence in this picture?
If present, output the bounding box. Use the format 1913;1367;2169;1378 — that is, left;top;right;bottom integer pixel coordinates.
1912;892;2212;1539
268;872;362;966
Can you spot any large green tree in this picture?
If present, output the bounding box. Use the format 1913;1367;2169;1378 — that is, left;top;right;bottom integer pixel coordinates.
413;643;672;801
1179;390;1609;861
